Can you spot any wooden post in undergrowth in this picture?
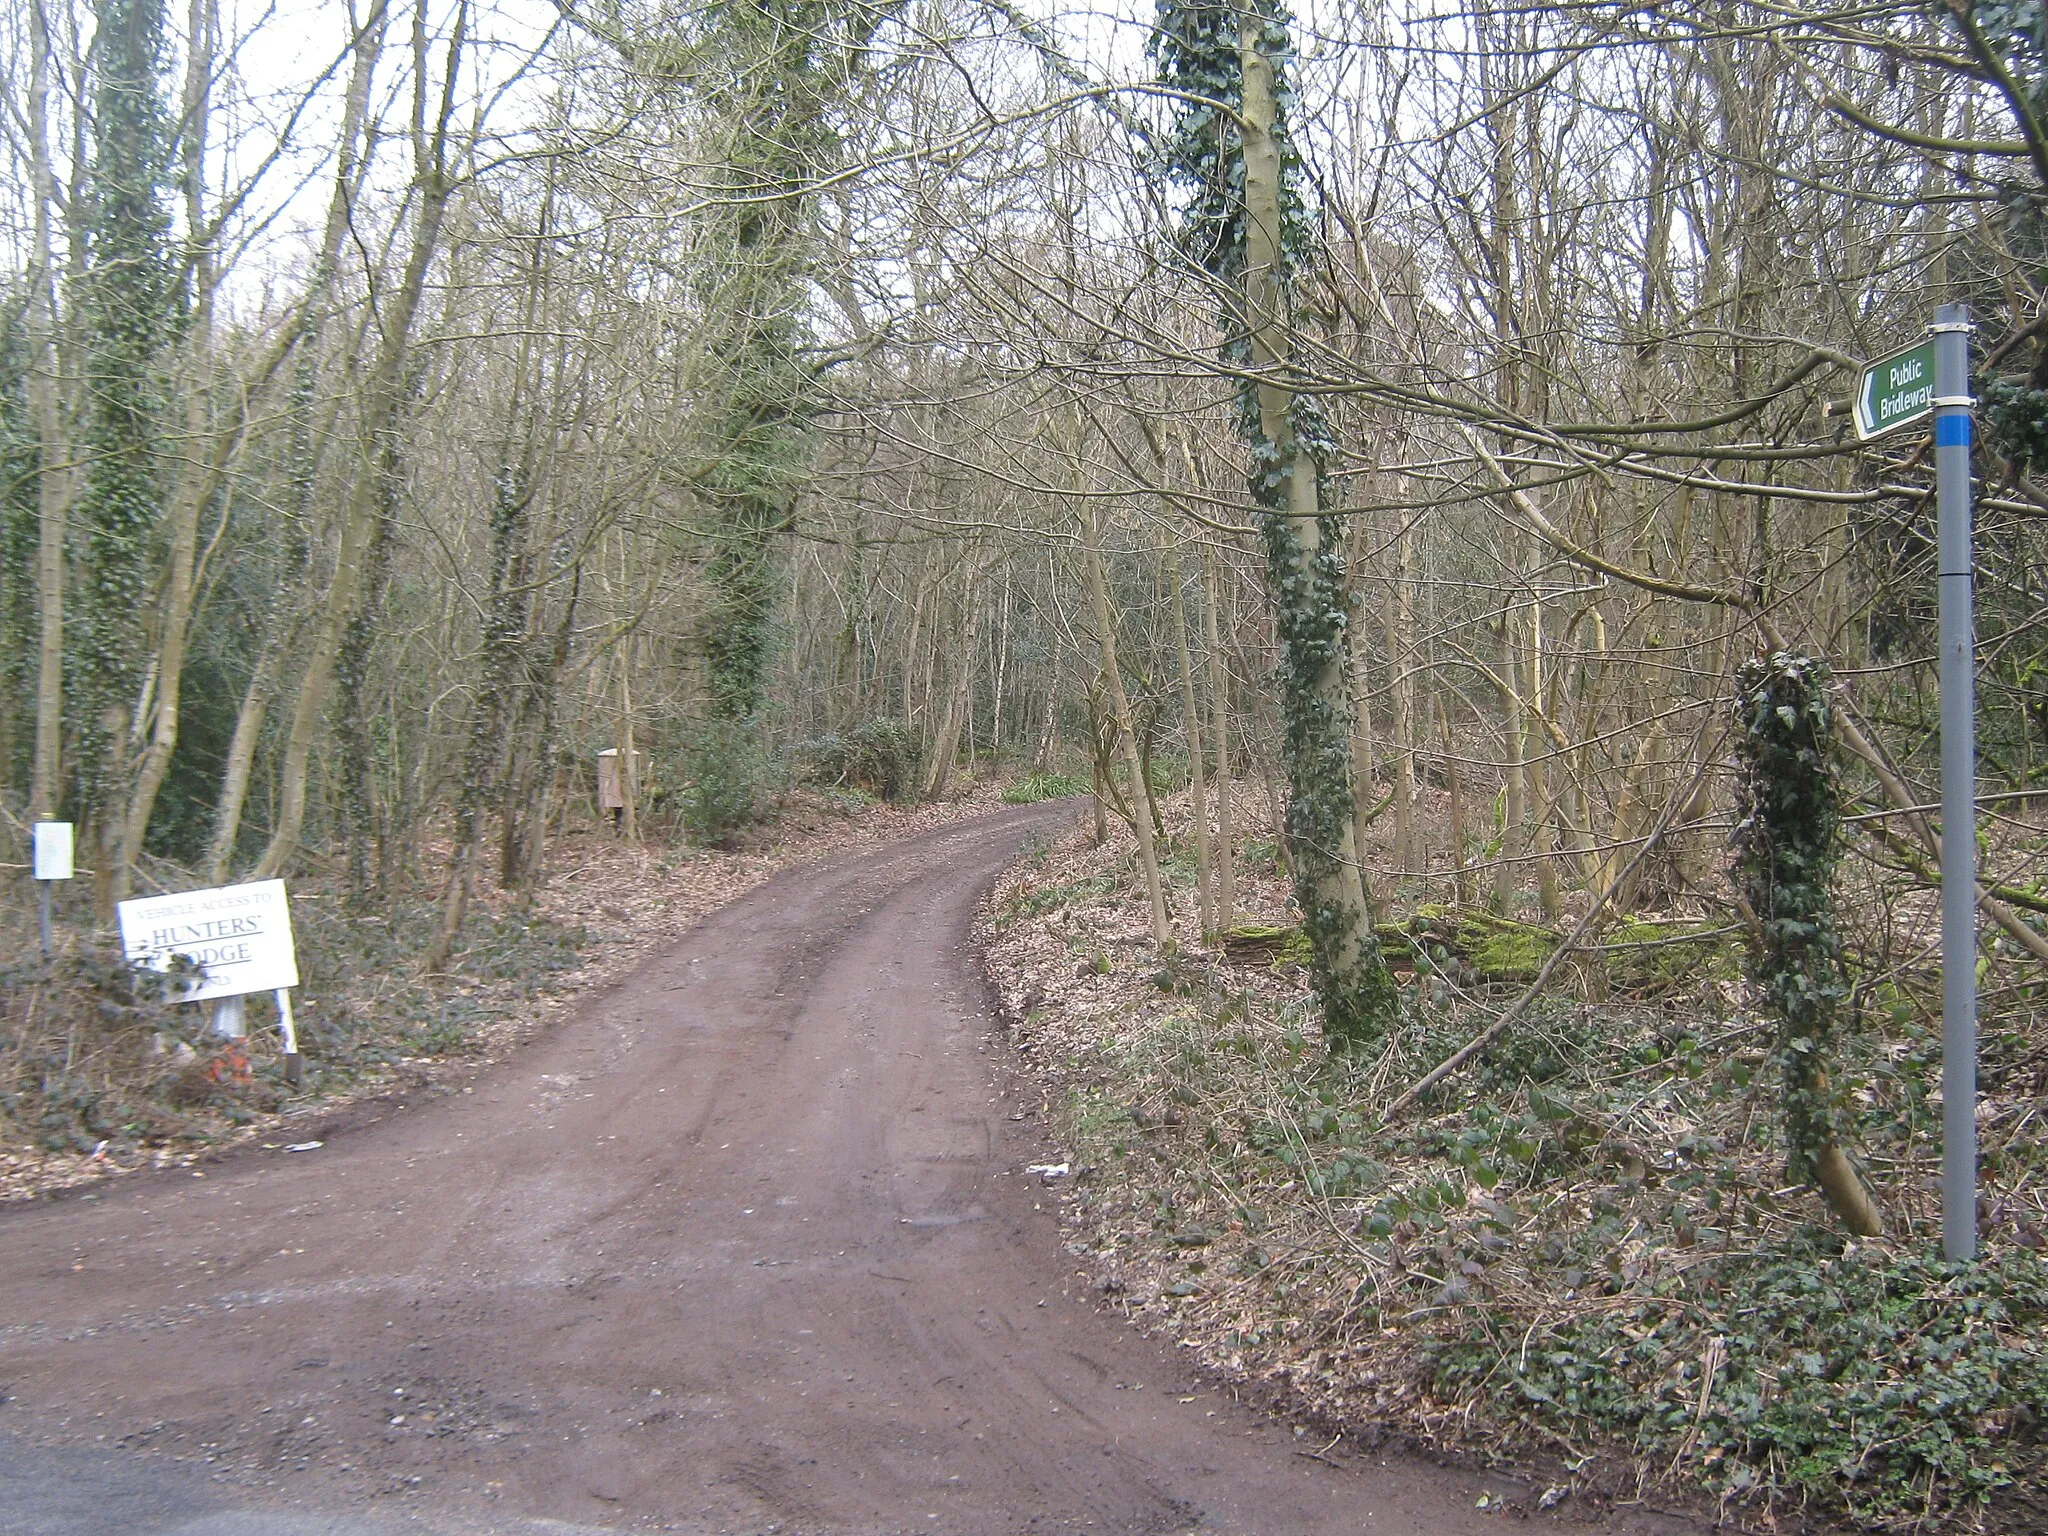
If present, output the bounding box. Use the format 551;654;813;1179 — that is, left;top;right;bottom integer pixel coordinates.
1732;652;1883;1237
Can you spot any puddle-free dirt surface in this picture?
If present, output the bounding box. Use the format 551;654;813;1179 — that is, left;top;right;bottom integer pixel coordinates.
0;805;1705;1535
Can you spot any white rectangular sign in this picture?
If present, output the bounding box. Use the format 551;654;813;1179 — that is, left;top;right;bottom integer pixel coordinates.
117;879;300;1002
32;822;74;881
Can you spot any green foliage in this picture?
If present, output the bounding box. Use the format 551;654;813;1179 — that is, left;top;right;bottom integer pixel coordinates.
1002;770;1089;803
1005;813;2045;1531
677;719;778;839
1431;1237;2048;1524
1400;907;1559;981
796;717;921;801
141;648;239;862
1972;0;2048;117
1146;749;1189;795
991;872;1121;929
1046;964;2045;1526
0;945;212;1151
1980;378;2048;474
1733;652;1847;1185
268;890;585;1082
1151;0;1315;305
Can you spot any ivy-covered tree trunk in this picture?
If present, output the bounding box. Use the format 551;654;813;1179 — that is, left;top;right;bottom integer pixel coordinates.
111;0;220;901
426;462;530;971
680;0;865;724
1155;0;1398;1047
24;0;68;826
334;435;401;902
1732;652;1883;1237
72;0;182;914
499;560;581;897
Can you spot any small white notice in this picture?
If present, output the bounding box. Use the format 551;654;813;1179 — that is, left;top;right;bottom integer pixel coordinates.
117;879;300;1003
32;822;73;881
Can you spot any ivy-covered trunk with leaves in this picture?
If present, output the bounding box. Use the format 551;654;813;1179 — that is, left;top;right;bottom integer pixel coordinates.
72;0;182;912
673;0;865;725
1153;0;1398;1048
1732;652;1883;1237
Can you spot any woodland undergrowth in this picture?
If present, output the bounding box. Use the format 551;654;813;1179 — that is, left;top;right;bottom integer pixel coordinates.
981;790;2048;1533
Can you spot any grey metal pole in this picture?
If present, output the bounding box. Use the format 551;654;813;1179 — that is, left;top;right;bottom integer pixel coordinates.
1932;303;1977;1262
38;881;52;959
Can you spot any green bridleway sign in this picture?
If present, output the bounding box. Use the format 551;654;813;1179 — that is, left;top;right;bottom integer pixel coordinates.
1854;338;1938;439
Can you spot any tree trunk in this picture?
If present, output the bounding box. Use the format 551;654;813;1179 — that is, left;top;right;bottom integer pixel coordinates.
1202;542;1234;929
1236;21;1396;1045
1387;508;1417;878
1170;543;1214;936
206;0;381;878
1346;512;1379;912
427;462;532;971
1528;580;1562;921
26;0;67;826
254;0;465;879
1032;677;1057;773
502;561;581;896
1082;501;1169;944
204;624;287;883
991;565;1011;760
924;568;983;798
336;478;399;900
110;0;223;899
616;648;640;843
1440;697;1471;904
1495;601;1525;914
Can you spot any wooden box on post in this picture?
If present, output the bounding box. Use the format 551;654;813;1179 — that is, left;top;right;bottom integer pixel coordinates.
596;748;643;830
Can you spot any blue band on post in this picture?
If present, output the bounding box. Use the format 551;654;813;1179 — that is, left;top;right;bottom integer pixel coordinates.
1935;415;1972;448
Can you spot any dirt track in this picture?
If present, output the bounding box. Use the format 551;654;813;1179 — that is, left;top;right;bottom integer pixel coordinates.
0;805;1703;1535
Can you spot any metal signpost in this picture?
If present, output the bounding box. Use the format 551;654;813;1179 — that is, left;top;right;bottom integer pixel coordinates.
1930;306;1977;1262
1856;310;1976;1260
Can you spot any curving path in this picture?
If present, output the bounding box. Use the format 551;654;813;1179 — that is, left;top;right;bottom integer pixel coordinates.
0;805;1702;1535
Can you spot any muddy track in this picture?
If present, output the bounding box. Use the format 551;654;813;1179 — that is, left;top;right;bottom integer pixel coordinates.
0;805;1703;1536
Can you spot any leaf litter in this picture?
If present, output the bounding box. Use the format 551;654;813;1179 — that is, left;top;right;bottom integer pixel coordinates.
977;787;2048;1533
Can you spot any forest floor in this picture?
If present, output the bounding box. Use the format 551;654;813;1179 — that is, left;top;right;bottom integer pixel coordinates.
0;783;1006;1205
977;786;2048;1535
0;801;1713;1536
3;774;2043;1534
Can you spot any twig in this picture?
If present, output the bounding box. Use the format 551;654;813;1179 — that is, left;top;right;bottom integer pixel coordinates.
1665;1333;1726;1479
1380;744;1709;1122
1294;1431;1345;1467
